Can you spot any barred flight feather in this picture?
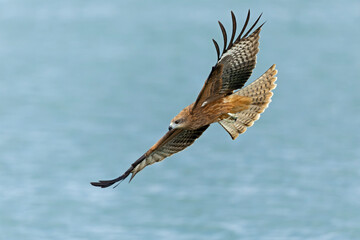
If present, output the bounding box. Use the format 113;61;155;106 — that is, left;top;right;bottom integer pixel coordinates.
219;64;277;140
91;126;209;188
193;10;264;111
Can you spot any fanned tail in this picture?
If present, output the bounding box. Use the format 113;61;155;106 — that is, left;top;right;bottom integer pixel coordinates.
219;64;277;140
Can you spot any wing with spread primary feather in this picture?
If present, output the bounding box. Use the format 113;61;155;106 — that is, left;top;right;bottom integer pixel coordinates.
91;125;209;188
192;10;264;111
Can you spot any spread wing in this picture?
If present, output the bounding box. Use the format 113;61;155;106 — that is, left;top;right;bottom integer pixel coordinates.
192;10;264;111
91;125;209;188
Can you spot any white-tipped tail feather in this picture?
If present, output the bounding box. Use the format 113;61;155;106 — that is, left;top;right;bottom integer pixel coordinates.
219;64;277;139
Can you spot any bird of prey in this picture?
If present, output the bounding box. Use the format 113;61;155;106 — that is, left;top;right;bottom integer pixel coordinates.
91;10;277;188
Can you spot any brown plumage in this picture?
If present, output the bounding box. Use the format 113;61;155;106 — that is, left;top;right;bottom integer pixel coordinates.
91;10;277;188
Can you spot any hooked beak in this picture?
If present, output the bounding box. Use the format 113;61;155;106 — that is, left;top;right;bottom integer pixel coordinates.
168;122;176;131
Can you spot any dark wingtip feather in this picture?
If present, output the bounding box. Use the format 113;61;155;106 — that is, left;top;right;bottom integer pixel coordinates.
259;21;266;29
218;21;227;55
91;154;146;189
91;165;135;188
212;39;220;60
243;12;263;38
210;10;265;63
90;173;129;188
236;9;250;42
227;11;237;50
91;179;120;188
129;172;136;183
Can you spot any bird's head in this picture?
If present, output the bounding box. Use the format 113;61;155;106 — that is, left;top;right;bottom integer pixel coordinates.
168;105;192;131
169;117;186;130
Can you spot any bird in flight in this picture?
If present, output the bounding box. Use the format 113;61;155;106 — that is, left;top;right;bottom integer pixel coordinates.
91;10;277;188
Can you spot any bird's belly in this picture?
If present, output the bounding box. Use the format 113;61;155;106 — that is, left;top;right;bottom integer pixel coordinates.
191;96;251;128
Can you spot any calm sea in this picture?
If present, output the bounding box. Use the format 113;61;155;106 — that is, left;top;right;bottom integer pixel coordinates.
1;0;359;239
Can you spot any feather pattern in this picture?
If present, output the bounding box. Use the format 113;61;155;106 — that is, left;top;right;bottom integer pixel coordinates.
132;125;209;178
192;10;264;111
218;12;264;94
91;125;209;188
219;64;277;140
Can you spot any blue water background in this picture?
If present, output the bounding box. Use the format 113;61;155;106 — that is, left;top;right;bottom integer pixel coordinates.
0;0;360;239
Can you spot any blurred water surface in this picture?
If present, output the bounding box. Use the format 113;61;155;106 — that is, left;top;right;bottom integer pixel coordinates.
0;0;359;239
